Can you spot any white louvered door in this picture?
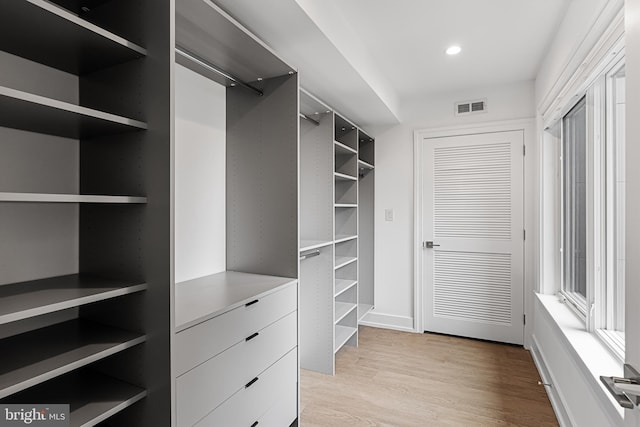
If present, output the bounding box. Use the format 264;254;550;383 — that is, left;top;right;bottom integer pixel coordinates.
421;131;524;344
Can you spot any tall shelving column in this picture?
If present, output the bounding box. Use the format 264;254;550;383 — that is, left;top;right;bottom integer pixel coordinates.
358;131;375;321
334;114;359;354
299;91;335;374
0;1;172;426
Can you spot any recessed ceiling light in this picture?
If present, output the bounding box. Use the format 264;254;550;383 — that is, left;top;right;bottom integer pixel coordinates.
446;45;462;55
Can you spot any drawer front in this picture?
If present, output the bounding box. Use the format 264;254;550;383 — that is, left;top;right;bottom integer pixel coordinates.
175;283;296;376
194;348;297;427
177;311;297;427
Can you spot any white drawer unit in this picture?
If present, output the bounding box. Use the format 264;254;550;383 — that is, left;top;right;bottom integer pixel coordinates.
194;349;297;427
175;280;297;376
176;311;297;426
174;274;299;427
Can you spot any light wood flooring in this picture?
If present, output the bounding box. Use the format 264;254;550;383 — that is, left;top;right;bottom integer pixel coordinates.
300;326;558;427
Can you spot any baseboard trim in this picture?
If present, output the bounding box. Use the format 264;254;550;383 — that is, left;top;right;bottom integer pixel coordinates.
530;334;572;427
359;311;415;332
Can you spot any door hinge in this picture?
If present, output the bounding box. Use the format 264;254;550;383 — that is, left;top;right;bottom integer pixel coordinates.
523;229;526;240
523;144;526;156
523;314;526;325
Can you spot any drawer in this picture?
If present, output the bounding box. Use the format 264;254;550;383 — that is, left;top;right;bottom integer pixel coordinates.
175;283;296;375
177;311;297;427
194;348;297;427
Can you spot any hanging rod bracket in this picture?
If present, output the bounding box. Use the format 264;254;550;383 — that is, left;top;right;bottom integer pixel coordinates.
175;46;264;96
299;113;320;126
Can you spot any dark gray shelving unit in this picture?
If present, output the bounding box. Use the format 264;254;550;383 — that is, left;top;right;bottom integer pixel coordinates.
0;0;172;425
0;86;147;139
0;370;147;427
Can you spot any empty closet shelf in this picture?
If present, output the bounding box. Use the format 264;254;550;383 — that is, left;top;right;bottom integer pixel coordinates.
0;319;145;399
334;302;356;324
334;141;357;155
334;325;357;353
335;280;357;297
334;172;357;181
0;0;146;75
0;86;147;139
335;256;357;270
357;159;374;170
0;192;147;203
0;274;148;325
300;240;333;252
1;370;147;427
334;235;357;244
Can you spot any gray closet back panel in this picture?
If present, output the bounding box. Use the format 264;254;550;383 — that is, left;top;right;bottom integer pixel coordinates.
359;171;374;306
227;74;298;279
300;114;333;242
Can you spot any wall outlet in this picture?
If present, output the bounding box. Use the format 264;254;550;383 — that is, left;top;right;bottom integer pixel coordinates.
385;209;394;221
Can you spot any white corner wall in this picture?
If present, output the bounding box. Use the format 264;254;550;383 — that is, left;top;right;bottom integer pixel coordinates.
175;64;227;283
370;80;535;331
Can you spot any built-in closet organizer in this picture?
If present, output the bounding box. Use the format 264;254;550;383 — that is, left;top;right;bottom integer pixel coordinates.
174;1;299;426
0;1;172;425
299;90;374;375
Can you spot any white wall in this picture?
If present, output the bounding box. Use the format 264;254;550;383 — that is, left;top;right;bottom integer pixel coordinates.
370;80;535;330
175;64;227;283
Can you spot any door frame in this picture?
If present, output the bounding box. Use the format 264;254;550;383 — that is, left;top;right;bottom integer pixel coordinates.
413;118;536;347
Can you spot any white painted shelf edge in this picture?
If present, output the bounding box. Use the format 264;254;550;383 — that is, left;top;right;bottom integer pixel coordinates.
335;204;357;208
334;235;357;244
0;192;147;204
334;140;357;154
334;172;357;181
299;240;333;252
334;302;356;324
334;256;357;270
334;325;357;353
357;159;374;170
174;271;297;332
335;280;357;297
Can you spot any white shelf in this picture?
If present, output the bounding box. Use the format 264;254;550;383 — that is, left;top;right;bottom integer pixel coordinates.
335;256;357;270
335;203;357;208
300;239;333;252
0;192;147;204
0;320;145;399
334;140;357;155
335;234;357;244
334;302;357;324
175;271;297;331
334;172;357;181
0;274;147;325
358;304;374;322
334;325;357;353
358;159;374;170
335;280;357;297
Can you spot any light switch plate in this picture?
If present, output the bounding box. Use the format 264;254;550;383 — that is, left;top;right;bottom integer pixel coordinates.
385;209;394;221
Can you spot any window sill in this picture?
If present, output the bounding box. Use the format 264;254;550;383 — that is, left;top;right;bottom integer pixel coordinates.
536;293;624;422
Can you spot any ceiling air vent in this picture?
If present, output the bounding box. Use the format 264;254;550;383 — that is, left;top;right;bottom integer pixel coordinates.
455;98;487;116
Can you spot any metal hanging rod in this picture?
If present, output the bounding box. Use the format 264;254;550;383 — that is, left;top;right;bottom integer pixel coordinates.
299;250;321;261
175;46;263;96
299;113;320;126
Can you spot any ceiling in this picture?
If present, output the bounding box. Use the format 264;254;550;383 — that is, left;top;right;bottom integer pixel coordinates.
213;0;571;131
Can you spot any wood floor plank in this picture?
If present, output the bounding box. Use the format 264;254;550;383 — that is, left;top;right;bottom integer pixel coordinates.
301;326;558;427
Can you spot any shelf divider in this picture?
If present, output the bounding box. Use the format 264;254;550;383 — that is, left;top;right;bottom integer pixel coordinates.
334;325;357;353
334;172;357;182
334;256;357;270
334;302;357;324
0;319;145;399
